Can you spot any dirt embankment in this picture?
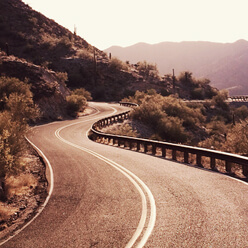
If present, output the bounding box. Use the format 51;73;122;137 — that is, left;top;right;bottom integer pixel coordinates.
0;140;48;241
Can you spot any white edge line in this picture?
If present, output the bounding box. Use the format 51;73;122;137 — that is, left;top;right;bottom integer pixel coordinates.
0;137;54;246
0;104;102;245
55;106;156;247
55;127;148;248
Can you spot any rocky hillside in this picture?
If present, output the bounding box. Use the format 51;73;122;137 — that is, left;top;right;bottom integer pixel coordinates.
0;52;70;120
0;0;145;101
0;0;221;105
105;40;248;95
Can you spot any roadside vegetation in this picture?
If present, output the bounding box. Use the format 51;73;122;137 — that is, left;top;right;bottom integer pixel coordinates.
121;79;248;156
66;88;91;117
0;77;91;228
0;76;40;200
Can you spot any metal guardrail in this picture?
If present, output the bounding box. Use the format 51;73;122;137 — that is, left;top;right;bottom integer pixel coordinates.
89;102;248;179
229;96;248;102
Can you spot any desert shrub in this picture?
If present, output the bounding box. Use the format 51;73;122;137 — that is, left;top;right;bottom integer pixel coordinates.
137;61;159;80
57;37;72;50
0;112;27;178
157;116;188;143
191;88;204;99
0;202;17;221
129;91;207;144
211;90;229;111
0;77;31;100
233;105;248;121
77;49;93;59
222;121;248;155
72;88;92;101
161;95;205;128
6;93;40;123
66;94;87;117
55;72;67;84
198;120;228;150
131;101;164;127
0;77;39;182
5;174;37;198
109;57;128;71
103;123;138;137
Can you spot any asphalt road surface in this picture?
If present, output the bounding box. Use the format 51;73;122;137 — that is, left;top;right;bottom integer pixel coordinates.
1;102;248;247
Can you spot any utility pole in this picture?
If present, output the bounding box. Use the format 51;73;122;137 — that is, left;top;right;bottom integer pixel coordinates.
93;48;97;86
74;25;77;36
5;42;9;56
172;69;176;94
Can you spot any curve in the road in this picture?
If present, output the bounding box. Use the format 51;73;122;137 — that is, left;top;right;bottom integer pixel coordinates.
54;107;156;248
0;137;54;247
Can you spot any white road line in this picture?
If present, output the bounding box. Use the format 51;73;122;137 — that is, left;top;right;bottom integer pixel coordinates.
0;138;54;246
54;106;156;248
0;105;102;246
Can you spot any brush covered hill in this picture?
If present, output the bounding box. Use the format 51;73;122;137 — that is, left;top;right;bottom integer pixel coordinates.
105;40;248;96
0;51;70;120
0;0;146;101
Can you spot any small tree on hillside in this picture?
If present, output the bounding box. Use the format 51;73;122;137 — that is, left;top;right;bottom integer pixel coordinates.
0;77;40;200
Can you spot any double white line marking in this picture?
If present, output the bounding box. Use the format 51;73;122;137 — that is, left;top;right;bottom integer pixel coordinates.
55;106;156;248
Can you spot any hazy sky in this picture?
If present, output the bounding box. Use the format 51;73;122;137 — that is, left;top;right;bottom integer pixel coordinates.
23;0;248;50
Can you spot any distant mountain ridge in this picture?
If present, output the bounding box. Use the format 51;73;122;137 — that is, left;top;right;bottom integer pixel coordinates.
105;40;248;95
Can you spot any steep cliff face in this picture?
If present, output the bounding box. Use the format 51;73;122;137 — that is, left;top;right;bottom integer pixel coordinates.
0;53;70;120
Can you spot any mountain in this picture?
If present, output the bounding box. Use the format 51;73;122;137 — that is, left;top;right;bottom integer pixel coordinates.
105;40;248;95
0;0;143;101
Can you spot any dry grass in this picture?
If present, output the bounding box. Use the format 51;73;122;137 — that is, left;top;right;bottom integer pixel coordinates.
0;173;38;224
0;203;18;222
5;174;38;199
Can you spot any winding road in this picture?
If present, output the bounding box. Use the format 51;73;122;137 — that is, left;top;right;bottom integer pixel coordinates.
1;102;248;247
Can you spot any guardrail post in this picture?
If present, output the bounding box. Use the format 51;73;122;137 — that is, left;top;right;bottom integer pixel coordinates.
124;140;128;148
172;149;177;161
130;142;133;150
144;143;148;153
196;154;202;167
152;144;156;155
137;142;141;152
242;165;248;177
162;147;166;158
210;157;216;171
184;152;189;163
225;161;232;174
118;139;121;147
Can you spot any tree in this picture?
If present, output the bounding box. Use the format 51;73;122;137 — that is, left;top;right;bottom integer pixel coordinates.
0;77;40;200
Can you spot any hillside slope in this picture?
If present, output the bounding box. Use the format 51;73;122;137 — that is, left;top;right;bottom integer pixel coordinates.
0;0;144;101
0;52;70;120
105;40;248;95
